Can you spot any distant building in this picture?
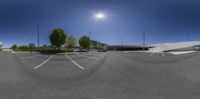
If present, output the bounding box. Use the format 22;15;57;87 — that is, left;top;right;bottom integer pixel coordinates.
107;45;149;51
148;41;200;52
91;40;150;51
0;41;2;50
91;40;107;49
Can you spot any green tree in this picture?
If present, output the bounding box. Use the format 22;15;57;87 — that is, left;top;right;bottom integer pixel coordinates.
18;45;28;51
49;28;67;49
79;36;91;49
40;44;48;50
10;44;17;50
28;43;36;49
95;44;103;49
42;44;48;48
48;45;57;49
66;35;77;49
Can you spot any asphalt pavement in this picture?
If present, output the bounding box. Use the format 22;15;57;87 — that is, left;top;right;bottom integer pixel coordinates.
0;51;200;99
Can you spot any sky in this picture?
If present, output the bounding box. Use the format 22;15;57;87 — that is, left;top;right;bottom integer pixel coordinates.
1;0;200;48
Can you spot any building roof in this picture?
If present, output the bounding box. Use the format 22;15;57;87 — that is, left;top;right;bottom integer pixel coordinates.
108;45;144;48
107;45;149;50
149;41;200;52
91;40;107;46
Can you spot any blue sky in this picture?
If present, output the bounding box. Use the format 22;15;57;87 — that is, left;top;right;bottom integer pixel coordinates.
1;0;200;48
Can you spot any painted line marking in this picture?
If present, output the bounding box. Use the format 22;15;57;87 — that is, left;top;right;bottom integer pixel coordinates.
149;52;165;56
66;55;84;69
124;51;151;53
34;55;54;69
161;52;165;56
149;53;154;56
123;51;139;53
124;51;131;53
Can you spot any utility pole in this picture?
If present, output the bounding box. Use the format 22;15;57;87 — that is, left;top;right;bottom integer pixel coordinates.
36;24;40;50
143;30;146;50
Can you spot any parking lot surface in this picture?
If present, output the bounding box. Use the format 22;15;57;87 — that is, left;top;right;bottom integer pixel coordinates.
1;51;200;99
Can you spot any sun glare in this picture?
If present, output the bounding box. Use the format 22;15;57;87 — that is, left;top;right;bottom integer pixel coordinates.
95;13;105;19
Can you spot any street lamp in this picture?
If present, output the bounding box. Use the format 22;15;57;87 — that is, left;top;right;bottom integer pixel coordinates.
36;24;40;50
143;30;146;51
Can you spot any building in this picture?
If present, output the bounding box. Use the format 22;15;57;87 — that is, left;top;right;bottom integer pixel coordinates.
148;41;200;52
91;40;107;49
91;40;200;52
0;41;2;50
107;45;149;51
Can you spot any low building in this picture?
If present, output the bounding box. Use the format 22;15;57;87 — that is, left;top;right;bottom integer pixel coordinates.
91;40;107;49
0;41;2;50
91;40;150;51
107;45;149;51
148;41;200;52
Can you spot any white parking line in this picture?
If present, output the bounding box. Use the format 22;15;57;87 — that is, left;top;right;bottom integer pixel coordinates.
66;55;84;69
124;51;149;53
149;52;165;56
34;55;54;69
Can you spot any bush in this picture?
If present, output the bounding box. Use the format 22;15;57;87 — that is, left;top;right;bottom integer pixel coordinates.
13;44;38;51
28;43;36;49
40;48;73;53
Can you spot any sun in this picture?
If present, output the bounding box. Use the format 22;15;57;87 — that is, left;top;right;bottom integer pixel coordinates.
95;13;105;19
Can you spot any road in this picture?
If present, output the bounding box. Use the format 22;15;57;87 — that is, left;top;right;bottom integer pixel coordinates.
0;51;200;99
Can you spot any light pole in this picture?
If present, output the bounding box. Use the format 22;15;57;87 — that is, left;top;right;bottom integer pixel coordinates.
36;24;40;50
121;33;123;47
187;32;190;41
143;30;146;51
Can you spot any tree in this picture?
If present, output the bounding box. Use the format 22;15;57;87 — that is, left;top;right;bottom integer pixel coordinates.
95;44;103;49
42;44;48;48
18;45;28;51
28;43;36;49
49;28;67;49
48;45;57;49
41;44;48;50
10;44;17;50
79;36;91;49
66;35;77;49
